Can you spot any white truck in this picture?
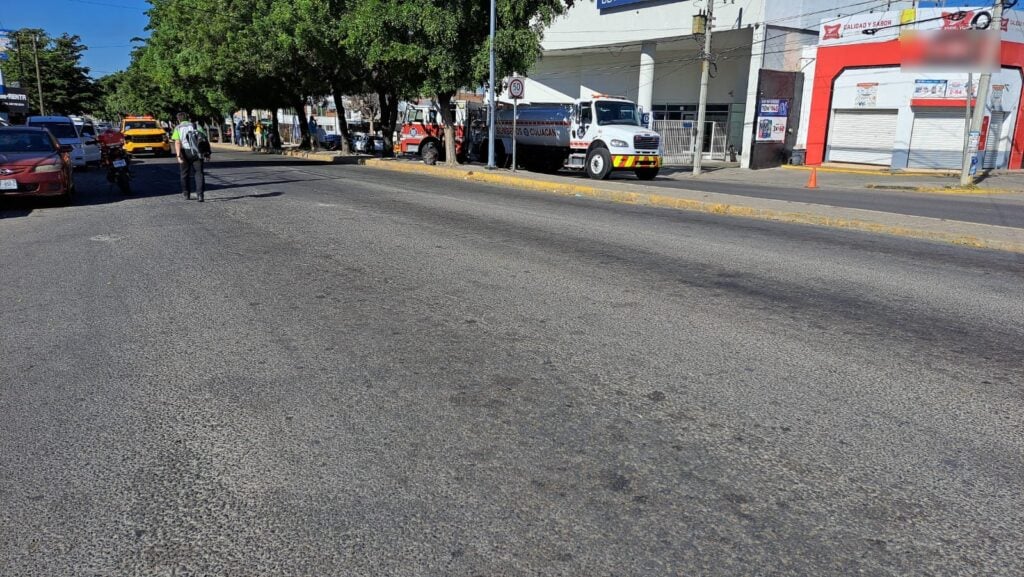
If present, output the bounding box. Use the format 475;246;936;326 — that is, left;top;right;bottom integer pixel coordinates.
494;95;661;180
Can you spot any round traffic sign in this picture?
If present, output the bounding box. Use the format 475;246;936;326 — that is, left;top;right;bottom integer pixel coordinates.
509;78;525;100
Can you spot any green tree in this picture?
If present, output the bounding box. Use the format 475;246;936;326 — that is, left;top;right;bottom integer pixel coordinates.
417;0;570;164
0;29;101;116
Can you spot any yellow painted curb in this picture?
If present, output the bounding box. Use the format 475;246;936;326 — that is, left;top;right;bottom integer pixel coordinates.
781;164;957;178
362;159;1024;254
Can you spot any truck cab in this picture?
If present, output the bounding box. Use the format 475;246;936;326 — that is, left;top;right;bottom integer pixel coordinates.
398;100;483;164
569;97;661;180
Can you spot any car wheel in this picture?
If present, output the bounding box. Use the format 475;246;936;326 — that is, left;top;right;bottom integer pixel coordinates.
585;147;612;180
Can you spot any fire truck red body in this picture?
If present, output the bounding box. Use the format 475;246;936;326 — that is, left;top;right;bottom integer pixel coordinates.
397;99;485;163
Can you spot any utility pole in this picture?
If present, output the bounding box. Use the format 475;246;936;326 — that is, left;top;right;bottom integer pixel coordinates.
486;0;497;169
960;1;1004;186
693;1;714;176
30;33;45;116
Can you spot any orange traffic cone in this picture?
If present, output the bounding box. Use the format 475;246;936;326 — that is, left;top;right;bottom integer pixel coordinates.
806;167;818;189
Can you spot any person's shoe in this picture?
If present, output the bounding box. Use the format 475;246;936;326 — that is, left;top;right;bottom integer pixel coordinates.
183;191;191;200
197;194;204;203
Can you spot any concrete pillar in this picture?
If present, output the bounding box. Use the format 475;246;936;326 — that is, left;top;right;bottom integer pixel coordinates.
638;42;656;127
741;25;766;169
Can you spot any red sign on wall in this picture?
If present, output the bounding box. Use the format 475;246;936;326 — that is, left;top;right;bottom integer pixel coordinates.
978;115;991;151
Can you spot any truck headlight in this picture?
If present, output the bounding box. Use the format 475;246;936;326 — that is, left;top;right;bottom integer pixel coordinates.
610;139;628;148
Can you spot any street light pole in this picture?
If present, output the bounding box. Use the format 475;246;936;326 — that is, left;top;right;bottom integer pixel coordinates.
30;33;45;116
693;1;714;176
960;1;1004;186
486;0;497;169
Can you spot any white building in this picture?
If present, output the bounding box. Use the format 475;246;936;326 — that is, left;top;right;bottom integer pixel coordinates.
524;0;914;167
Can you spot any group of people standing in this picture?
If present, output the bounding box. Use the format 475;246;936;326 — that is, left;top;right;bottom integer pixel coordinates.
233;118;278;150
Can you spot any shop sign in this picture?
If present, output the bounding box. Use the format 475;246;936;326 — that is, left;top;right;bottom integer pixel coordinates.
945;80;971;98
0;87;29;113
820;7;1024;47
856;83;878;107
913;79;948;98
597;0;661;11
756;117;787;142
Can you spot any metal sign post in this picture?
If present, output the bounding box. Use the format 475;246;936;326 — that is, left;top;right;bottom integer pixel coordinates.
509;77;525;172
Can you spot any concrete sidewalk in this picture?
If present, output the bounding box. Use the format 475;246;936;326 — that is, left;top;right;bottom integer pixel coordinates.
361;158;1024;254
659;163;1024;194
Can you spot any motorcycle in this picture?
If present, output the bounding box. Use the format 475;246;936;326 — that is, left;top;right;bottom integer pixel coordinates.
101;142;132;195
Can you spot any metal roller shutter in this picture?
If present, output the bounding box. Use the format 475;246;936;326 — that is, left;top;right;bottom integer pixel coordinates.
827;109;898;165
908;109;966;169
983;112;1008;169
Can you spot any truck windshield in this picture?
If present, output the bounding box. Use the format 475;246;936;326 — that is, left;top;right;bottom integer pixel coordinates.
595;101;639;126
124;121;159;131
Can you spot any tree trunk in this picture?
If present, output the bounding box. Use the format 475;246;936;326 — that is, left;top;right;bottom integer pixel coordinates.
378;89;399;158
270;108;280;150
330;83;352;154
290;97;310;149
436;91;458;166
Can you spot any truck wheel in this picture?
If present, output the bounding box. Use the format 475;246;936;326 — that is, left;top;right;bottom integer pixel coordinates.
421;141;439;165
635;167;659;181
585;147;612;180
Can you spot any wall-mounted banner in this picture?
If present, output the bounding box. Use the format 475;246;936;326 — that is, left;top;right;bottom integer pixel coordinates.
758;98;789;117
913;79;948;98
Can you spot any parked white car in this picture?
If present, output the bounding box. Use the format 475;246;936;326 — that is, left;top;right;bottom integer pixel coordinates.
71;117;102;165
26;116;89;168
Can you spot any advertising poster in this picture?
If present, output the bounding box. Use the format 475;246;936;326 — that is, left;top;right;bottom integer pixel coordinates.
759;98;789;117
756;117;788;142
946;80;970;98
991;84;1006;109
855;83;878;107
914;79;948;98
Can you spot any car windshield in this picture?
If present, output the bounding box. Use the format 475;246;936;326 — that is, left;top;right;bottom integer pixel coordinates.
31;122;79;139
0;130;57;153
124;121;159;130
595;101;640;126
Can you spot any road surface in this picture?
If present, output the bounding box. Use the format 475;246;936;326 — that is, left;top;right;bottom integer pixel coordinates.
2;152;1022;576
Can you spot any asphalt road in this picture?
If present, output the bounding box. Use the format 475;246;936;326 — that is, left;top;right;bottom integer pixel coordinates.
2;152;1023;576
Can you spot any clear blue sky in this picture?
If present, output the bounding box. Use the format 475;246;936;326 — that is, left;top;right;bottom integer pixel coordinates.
1;0;150;78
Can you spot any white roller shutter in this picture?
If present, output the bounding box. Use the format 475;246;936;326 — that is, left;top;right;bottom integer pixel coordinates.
908;109;966;169
827;109;897;165
983;112;1008;169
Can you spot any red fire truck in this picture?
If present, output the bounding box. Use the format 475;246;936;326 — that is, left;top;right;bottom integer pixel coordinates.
396;99;486;164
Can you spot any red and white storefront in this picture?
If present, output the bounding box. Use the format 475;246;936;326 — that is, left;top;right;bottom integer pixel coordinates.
804;7;1024;170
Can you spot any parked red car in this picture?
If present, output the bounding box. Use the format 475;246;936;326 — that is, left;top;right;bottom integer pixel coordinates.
0;126;75;203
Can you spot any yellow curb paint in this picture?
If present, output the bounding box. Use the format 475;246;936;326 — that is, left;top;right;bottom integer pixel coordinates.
780;164;956;178
362;159;1024;254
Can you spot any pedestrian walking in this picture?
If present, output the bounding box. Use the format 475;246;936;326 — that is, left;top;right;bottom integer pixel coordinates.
255;121;263;150
172;112;206;202
234;118;243;146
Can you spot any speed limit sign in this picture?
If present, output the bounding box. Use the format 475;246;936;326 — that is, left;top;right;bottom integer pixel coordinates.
509;77;525;100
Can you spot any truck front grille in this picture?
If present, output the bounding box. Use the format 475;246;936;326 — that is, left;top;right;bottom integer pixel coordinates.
634;135;659;151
